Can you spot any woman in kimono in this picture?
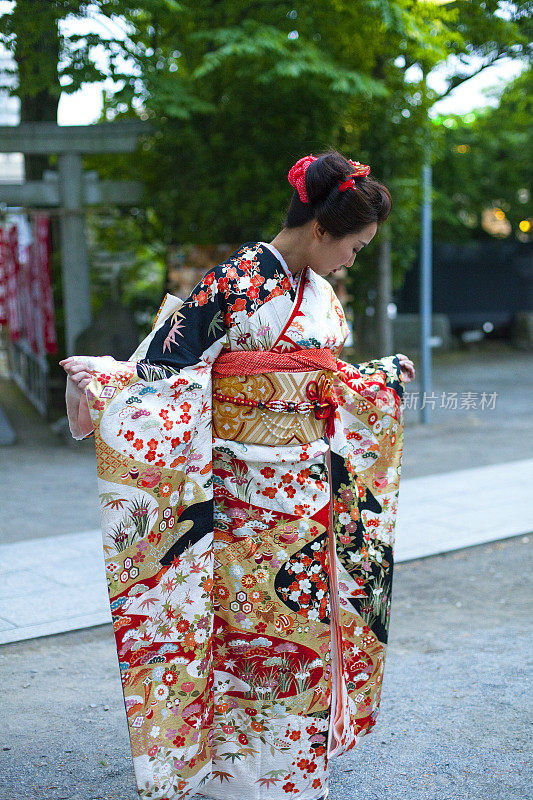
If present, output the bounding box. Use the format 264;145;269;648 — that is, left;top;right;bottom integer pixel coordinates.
60;149;415;800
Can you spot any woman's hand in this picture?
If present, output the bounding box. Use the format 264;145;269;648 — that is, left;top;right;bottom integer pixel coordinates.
60;356;107;439
59;355;116;390
60;357;94;391
396;353;415;383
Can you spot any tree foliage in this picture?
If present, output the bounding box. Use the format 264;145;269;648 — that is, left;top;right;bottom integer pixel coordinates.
431;65;533;240
1;0;531;318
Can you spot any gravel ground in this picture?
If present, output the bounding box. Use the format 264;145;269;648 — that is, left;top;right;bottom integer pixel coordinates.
0;533;530;800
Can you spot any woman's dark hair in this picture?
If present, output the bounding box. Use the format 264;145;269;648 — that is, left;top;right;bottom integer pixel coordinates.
283;148;392;238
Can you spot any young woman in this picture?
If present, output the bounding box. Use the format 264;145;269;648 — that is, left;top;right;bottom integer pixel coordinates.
60;149;415;800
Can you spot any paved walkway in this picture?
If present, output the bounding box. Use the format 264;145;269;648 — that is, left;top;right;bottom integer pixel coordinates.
1;457;531;645
0;345;531;799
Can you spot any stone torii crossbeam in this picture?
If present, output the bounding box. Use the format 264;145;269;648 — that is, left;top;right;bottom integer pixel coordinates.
0;121;150;353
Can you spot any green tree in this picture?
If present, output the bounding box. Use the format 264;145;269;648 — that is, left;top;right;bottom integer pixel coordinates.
431;65;533;241
331;0;532;349
0;0;135;177
2;0;531;351
92;1;530;351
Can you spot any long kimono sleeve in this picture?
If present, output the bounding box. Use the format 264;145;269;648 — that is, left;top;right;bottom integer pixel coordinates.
73;267;229;800
134;266;227;381
327;352;405;752
65;374;95;440
64;265;227;439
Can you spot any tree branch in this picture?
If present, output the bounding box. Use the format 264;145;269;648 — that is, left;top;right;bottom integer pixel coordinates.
431;51;511;104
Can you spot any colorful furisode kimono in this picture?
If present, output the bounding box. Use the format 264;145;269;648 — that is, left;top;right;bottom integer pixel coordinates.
70;240;405;800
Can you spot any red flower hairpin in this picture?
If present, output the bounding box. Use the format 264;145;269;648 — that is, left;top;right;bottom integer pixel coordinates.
348;159;371;176
287;154;318;203
339;159;371;192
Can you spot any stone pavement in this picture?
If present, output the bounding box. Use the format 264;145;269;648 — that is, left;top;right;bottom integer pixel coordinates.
1;456;532;645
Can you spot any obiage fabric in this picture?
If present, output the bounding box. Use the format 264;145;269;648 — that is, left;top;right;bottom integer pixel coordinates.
68;241;405;800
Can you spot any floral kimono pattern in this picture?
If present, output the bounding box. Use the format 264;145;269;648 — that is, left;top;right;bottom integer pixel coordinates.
75;241;405;800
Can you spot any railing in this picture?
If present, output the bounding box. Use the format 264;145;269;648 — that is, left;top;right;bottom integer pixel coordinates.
7;336;49;417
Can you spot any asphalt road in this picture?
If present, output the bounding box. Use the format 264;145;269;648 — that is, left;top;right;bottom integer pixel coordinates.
0;533;530;800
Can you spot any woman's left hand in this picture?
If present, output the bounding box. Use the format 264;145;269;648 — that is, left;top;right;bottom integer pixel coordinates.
396;353;415;382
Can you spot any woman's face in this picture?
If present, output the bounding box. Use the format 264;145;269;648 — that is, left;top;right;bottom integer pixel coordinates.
310;220;378;277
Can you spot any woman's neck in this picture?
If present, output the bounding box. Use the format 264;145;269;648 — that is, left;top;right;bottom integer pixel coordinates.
268;229;309;277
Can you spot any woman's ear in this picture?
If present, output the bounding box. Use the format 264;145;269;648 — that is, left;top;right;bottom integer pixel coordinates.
312;221;327;241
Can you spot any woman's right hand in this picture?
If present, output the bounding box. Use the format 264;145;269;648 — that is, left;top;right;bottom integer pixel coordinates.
59;355;116;390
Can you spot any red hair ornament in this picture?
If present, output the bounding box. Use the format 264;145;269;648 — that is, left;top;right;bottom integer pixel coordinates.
287;154;318;203
287;155;371;203
339;161;371;192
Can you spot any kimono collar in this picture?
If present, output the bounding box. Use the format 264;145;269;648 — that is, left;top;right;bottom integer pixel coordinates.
259;241;301;289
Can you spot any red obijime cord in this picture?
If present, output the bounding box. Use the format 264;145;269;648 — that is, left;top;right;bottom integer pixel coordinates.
213;376;338;438
212;346;340;437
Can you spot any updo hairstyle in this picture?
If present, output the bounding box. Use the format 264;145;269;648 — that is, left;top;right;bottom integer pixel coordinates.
284;148;392;238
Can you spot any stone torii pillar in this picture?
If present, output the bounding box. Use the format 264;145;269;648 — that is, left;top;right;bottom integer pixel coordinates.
0;121;150;353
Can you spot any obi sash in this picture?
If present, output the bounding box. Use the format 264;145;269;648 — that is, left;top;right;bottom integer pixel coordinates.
211;346;340;445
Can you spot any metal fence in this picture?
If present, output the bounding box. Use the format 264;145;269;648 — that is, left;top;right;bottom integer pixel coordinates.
7;336;49;417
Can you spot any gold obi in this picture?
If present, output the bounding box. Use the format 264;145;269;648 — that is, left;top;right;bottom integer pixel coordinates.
212;368;336;445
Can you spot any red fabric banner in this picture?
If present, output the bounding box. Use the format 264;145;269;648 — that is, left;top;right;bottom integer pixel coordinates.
0;217;57;354
0;228;6;327
33;215;57;355
3;226;22;342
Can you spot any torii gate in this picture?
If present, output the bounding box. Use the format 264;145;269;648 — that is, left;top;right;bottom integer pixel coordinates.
0;120;150;354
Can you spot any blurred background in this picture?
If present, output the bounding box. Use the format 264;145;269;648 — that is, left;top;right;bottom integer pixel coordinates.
0;0;531;414
0;2;531;799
